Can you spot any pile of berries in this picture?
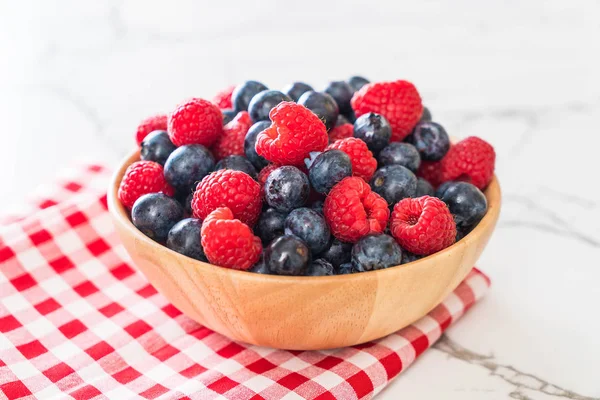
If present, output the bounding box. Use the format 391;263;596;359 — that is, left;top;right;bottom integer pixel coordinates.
120;77;495;276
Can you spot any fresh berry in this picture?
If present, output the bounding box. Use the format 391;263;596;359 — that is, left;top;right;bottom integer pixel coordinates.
351;234;402;271
347;76;370;92
282;81;314;102
164;145;215;193
336;115;350;126
212;111;253;160
222;109;236;125
434;181;455;198
416;177;435;197
264;235;311;275
250;257;270;274
248;90;292;122
135;114;168;145
440;137;496;190
264;166;310;212
200;207;262;270
390;196;456;255
182;192;193;216
132;193;183;242
284;208;331;253
306;259;334;276
258;163;280;187
166;218;206;261
351;80;423;142
192;169;262;225
329;123;354;143
118;161;173;210
168;98;223;147
319;239;352;268
214;155;257;180
436;181;487;231
212;85;235;109
406;121;450;161
370;165;417;206
324;81;354;116
306;150;352;194
255;208;287;245
420;106;432;122
311;200;324;215
298;91;340;131
244;121;271;170
255;102;328;167
417;159;444;187
401;250;422;264
232;81;268;111
327;137;377;182
377;142;421;172
323;177;390;243
337;262;365;274
353;113;392;154
140;130;176;166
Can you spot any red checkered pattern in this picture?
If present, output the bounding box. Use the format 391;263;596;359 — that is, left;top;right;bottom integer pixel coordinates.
0;165;490;400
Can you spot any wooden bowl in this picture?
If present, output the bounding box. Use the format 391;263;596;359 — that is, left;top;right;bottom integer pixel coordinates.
108;149;501;350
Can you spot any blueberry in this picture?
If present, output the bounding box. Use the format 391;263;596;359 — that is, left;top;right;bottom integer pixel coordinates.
232;81;268;112
164;145;215;193
351;234;402;271
182;192;194;216
406;121;450;161
264;166;310;212
347;76;370;92
377;142;421;172
435;181;455;198
336;114;350;126
264;235;311;276
416;178;435;197
298;91;339;131
306;259;334;276
282;81;314;102
166;218;206;261
337;262;365;275
255;208;287;245
324;81;354;116
437;182;487;231
353;113;391;154
284;208;330;254
214;155;257;179
420;106;432;122
319;239;352;268
456;229;466;242
222;109;237;125
244;121;271;170
132;193;183;242
140;130;176;166
311;200;324;215
249;256;270;274
346;109;357;123
307;150;352;194
401;251;422;264
370;165;417;206
248;90;292;122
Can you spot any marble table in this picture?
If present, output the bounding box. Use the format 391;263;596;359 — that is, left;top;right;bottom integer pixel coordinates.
1;1;598;398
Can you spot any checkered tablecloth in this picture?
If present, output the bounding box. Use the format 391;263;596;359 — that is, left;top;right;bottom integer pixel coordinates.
0;164;490;400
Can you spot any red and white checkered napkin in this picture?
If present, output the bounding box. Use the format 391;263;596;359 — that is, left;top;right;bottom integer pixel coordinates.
0;165;490;400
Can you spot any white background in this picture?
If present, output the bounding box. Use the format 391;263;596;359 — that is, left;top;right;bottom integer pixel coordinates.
1;1;599;398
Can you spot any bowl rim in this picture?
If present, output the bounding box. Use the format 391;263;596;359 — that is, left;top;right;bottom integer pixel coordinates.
108;148;501;283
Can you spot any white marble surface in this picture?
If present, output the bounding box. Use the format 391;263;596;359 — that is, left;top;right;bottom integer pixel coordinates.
1;1;599;398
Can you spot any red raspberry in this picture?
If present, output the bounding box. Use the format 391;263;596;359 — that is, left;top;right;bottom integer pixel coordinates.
323;177;390;243
351;80;423;142
417;160;444;188
201;207;262;270
257;163;280;187
390;196;456;255
168;98;223;147
211;111;253;160
212;85;235;109
329;123;354;143
327;137;377;182
255;102;328;167
118;161;174;210
440;137;496;190
191;169;262;225
135;114;167;145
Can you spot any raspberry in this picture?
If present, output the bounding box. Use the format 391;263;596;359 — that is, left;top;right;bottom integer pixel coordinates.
417;159;444;187
351;80;423;142
191;169;262;225
168;98;223;147
258;163;280;187
323;177;390;243
118;161;174;210
390;196;456;255
255;102;328;167
201;207;262;270
327;137;377;182
211;111;253;160
135;114;167;145
212;85;235;109
440;137;496;190
328;123;354;143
